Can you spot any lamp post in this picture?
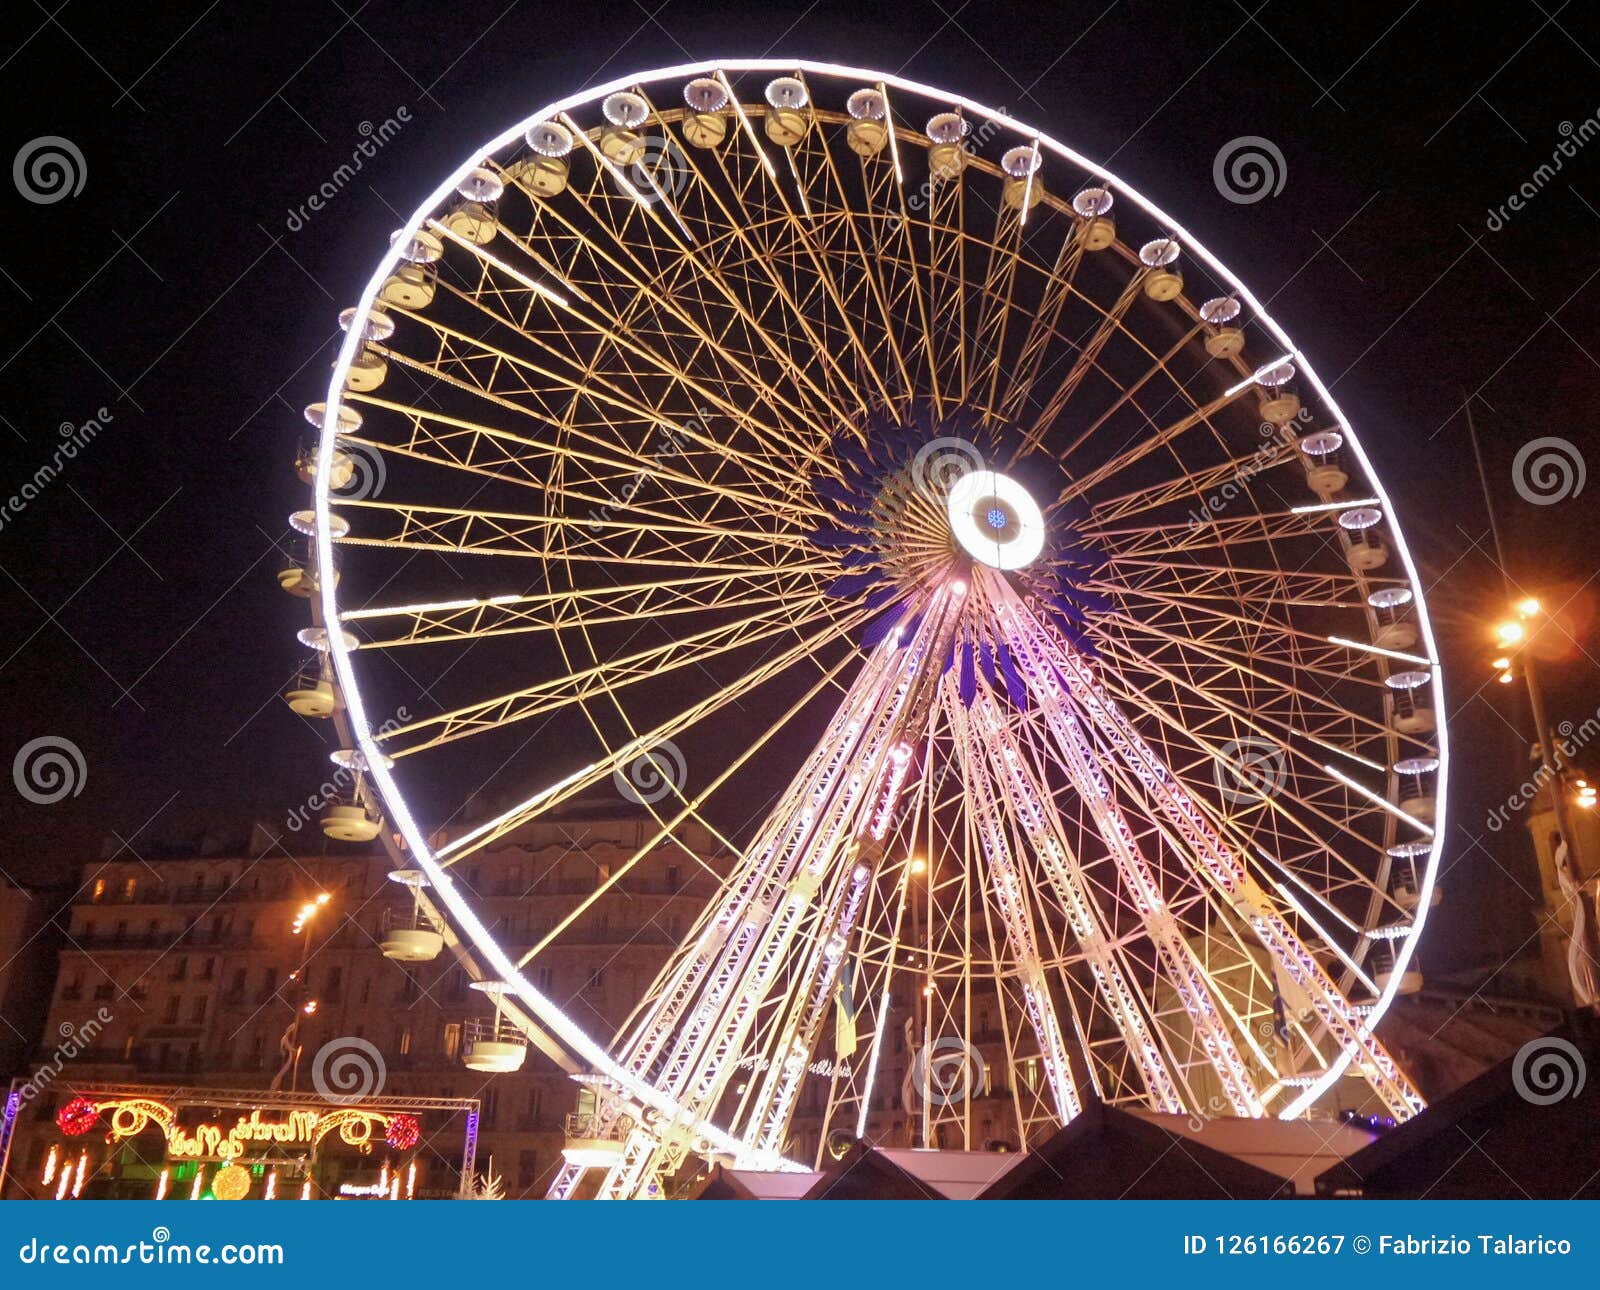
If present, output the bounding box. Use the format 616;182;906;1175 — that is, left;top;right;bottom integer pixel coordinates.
1490;600;1597;1009
270;893;332;1091
1469;401;1597;1009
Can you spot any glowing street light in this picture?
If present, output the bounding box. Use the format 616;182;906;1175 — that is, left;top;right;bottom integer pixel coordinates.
292;891;332;935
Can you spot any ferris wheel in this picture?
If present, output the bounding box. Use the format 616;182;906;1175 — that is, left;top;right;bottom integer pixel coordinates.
288;60;1447;1199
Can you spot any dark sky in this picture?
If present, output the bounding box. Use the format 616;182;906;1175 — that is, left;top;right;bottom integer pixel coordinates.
2;0;1597;982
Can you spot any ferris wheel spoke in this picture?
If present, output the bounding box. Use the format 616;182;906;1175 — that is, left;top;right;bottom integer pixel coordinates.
333;500;828;575
518;636;874;973
993;227;1088;425
1086;439;1303;528
1090;605;1401;728
993;593;1270;1113
787;104;917;403
370;300;827;493
1014;271;1148;460
964;685;1189;1113
492;177;842;457
558;105;862;437
375;594;851;760
1097;584;1404;706
333;499;818;579
344;388;820;534
867;86;947;416
1085;504;1361;552
431;214;844;475
922;168;975;408
1108;557;1385;613
1084;635;1400;904
641;78;892;417
971;192;1047;427
1058;385;1250;506
439;604;875;871
945;683;1084;1123
342;566;825;650
1013;590;1424;1116
1056;319;1212;466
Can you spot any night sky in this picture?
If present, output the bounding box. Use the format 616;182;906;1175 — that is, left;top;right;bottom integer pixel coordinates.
2;0;1598;984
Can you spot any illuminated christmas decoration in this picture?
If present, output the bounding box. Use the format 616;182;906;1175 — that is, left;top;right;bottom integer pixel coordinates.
298;59;1444;1198
264;1170;277;1200
71;1151;87;1197
41;1145;57;1186
56;1097;99;1137
190;1170;204;1201
155;1168;169;1200
55;1169;71;1200
88;1096;413;1163
384;1114;420;1151
212;1163;252;1200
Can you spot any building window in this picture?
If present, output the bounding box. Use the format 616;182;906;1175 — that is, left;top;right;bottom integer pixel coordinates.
535;966;554;993
443;1023;461;1060
518;1150;539;1190
666;864;680;892
170;956;187;982
325;966;343;1000
163;996;180;1024
189;996;207;1024
398;1028;412;1056
113;921;127;945
122;876;138;901
584;968;604;993
91;878;106;903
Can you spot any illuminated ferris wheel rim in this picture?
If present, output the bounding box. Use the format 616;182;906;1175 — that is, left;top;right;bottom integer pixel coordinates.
309;57;1449;1133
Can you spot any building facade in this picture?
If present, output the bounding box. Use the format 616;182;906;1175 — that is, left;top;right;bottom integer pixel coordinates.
3;806;726;1199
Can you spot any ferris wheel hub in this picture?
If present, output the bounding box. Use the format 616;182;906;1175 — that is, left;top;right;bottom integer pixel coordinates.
947;469;1045;571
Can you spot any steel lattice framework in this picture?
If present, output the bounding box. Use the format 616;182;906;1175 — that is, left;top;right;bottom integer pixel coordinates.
292;60;1448;1200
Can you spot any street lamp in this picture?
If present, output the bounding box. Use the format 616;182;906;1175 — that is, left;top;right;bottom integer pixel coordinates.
1488;598;1596;1009
271;892;334;1091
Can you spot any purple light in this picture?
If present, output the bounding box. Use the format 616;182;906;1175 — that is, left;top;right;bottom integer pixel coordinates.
986;507;1007;531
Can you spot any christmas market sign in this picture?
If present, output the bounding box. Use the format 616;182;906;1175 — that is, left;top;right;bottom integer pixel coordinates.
61;1096;411;1162
166;1109;321;1161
